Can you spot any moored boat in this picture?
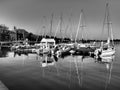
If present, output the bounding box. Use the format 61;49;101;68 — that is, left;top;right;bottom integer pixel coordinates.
35;38;56;55
94;2;115;59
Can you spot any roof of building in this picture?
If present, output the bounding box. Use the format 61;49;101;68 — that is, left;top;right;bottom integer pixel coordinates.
41;38;55;43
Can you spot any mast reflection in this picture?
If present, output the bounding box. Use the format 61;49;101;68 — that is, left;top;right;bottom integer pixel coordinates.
95;55;115;90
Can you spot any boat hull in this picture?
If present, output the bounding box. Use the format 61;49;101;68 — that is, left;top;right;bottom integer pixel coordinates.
100;49;115;57
42;61;55;67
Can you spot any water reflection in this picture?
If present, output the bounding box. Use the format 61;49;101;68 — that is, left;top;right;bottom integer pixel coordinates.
0;48;10;58
40;55;58;67
0;47;117;90
95;55;114;90
14;51;28;57
105;57;114;90
66;54;115;89
95;56;114;64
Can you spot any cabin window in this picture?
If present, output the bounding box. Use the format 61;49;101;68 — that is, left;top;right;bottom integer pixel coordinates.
47;42;54;45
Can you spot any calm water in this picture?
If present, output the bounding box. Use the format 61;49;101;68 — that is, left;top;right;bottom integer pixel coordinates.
0;45;120;90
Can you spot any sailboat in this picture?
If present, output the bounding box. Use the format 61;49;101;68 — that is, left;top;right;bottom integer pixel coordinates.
54;13;72;57
94;2;115;59
35;13;56;55
72;9;96;55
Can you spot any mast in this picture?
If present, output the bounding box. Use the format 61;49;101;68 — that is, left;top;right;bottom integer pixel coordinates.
64;25;68;39
75;9;84;43
54;13;63;39
103;2;113;45
60;12;63;40
107;2;114;46
69;12;73;42
42;16;46;37
106;3;110;44
81;9;86;42
75;10;82;43
50;13;54;38
54;20;60;38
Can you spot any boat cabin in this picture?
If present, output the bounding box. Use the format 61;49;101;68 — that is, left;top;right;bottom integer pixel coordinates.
41;38;55;48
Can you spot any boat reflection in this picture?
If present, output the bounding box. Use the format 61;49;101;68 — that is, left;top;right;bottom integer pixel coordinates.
95;55;114;63
14;50;28;57
40;55;58;67
95;55;114;90
105;56;114;90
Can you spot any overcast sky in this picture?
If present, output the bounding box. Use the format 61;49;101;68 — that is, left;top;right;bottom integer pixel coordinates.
0;0;120;39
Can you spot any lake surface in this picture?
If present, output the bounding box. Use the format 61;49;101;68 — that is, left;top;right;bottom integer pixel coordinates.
0;45;120;90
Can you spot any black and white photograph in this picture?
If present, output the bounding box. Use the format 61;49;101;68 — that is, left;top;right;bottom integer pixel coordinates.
0;0;120;90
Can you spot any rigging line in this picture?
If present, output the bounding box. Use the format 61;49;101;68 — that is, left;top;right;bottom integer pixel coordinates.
101;3;108;40
43;16;47;37
107;2;114;46
68;11;73;39
106;2;114;46
106;3;111;41
81;9;86;41
54;20;60;38
65;12;73;38
110;24;114;46
60;12;63;39
64;25;69;38
75;9;83;43
36;23;42;42
50;13;54;37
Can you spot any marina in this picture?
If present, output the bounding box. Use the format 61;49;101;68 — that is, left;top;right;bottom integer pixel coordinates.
0;0;120;90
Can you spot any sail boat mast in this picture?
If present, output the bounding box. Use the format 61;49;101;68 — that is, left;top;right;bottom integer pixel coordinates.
75;9;84;43
106;3;110;43
69;12;73;42
54;13;63;39
105;2;114;46
75;10;82;43
60;12;63;39
54;20;60;38
106;2;114;46
50;13;54;38
81;9;86;41
102;2;112;44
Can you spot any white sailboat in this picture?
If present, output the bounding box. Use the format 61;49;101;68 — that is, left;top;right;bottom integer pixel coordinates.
95;2;115;59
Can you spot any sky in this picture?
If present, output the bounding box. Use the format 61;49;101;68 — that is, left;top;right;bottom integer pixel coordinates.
0;0;120;40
